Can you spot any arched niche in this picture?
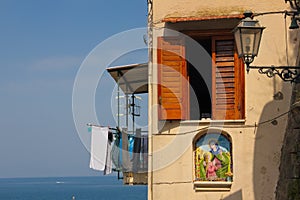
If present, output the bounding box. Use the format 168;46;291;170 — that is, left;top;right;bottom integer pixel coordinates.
193;129;233;183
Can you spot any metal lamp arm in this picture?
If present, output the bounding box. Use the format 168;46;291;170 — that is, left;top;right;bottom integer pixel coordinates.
248;66;300;82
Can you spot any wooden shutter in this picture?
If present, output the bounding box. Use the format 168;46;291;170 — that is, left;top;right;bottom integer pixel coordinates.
157;37;189;120
212;36;245;120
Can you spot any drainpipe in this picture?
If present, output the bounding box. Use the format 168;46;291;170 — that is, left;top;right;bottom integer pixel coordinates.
147;0;154;200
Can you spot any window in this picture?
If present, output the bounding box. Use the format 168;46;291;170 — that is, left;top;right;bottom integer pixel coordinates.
157;31;245;121
193;131;233;191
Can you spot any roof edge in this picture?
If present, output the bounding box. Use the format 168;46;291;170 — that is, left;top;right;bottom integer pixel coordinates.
162;14;244;23
106;63;148;72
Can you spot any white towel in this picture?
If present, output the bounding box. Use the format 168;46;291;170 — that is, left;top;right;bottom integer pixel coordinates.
89;126;108;171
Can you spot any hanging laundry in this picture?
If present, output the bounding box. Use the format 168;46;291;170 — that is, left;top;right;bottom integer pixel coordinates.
142;137;148;171
128;136;134;159
104;131;113;175
132;128;142;172
111;133;121;171
89;126;108;171
122;128;131;172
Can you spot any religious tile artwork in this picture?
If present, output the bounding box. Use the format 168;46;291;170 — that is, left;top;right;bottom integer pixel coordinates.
195;133;233;182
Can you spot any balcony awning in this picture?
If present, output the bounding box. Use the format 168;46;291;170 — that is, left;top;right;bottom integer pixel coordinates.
106;63;148;94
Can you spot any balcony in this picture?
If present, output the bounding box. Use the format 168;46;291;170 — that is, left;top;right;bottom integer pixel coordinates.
107;63;149;185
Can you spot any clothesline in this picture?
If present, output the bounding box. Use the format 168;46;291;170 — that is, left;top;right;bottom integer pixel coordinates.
88;123;148;177
86;123;148;135
86;123;120;131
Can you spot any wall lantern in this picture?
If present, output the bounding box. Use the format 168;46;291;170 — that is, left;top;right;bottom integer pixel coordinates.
233;11;300;82
286;0;300;11
233;11;265;72
286;0;300;29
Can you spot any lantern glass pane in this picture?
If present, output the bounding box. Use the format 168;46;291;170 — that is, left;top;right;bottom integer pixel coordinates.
241;29;256;57
234;28;243;57
253;30;263;56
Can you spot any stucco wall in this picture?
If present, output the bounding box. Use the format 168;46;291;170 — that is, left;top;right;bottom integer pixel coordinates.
152;0;288;25
148;1;299;200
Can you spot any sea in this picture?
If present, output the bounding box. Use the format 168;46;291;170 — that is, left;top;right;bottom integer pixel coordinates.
0;176;147;200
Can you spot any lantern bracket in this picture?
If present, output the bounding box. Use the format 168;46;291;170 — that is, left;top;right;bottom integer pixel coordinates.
234;11;300;83
248;66;300;83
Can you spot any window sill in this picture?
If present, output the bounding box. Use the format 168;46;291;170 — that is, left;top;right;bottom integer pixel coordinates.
193;181;232;191
181;119;245;125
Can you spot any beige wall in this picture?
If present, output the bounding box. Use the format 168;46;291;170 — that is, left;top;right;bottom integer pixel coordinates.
152;0;288;25
148;1;299;200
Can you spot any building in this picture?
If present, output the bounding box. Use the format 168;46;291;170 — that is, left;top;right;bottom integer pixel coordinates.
146;0;300;199
106;63;149;185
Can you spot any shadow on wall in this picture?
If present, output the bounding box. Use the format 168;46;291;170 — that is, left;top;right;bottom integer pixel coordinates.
223;189;243;200
253;23;300;199
253;81;291;200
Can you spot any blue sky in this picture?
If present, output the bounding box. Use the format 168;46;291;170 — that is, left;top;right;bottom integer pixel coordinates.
0;0;147;178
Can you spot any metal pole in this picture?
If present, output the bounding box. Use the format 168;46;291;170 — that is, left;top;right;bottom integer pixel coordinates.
117;71;120;128
117;71;121;177
126;94;128;130
132;94;135;135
